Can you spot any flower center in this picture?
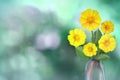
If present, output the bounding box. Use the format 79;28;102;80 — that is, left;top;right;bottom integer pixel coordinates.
104;25;110;30
88;47;93;52
103;39;110;46
87;17;95;24
74;35;80;41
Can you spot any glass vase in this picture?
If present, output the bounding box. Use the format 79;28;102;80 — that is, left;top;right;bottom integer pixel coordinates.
85;59;105;80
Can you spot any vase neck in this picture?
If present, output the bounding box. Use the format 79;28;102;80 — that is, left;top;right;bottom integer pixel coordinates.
85;59;105;80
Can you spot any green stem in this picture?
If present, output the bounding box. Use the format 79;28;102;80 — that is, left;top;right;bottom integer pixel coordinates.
103;33;105;35
91;31;94;42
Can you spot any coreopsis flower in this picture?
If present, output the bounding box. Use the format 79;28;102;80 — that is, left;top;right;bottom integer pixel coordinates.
80;9;101;31
68;28;86;47
98;35;116;53
83;43;97;57
101;21;114;34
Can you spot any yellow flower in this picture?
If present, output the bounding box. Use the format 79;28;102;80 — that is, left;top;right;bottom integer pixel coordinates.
101;21;114;34
98;35;116;53
68;28;86;47
83;43;97;57
80;9;101;31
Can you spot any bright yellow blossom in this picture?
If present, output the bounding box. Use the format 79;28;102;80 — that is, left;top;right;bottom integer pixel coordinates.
98;35;116;53
101;21;114;34
80;9;101;31
68;28;86;47
83;43;97;57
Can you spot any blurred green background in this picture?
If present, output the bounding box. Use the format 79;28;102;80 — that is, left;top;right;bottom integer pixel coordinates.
0;0;120;80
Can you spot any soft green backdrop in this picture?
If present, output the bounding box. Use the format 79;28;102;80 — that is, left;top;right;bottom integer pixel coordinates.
0;0;119;80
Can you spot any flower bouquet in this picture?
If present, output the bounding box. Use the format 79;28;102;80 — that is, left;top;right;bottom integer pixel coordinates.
67;9;116;80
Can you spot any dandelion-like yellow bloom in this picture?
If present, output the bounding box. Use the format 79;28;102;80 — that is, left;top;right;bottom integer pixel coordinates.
101;21;114;34
83;43;97;57
98;35;116;53
68;28;86;47
80;9;101;31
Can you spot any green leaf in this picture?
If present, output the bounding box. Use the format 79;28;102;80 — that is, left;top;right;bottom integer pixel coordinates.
95;54;110;60
93;29;102;46
113;35;116;39
75;47;89;60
